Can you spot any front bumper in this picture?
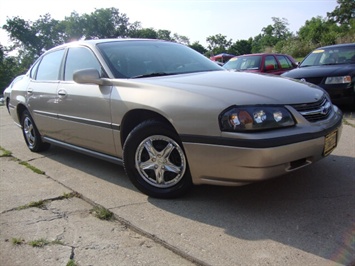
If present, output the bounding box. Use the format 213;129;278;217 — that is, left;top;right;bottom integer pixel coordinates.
183;118;342;186
321;83;354;105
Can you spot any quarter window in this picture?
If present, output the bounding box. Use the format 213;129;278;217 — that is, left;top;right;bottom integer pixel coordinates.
276;55;292;69
36;49;65;80
64;47;101;81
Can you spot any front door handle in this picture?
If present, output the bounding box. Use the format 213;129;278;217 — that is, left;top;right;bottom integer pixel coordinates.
57;89;67;97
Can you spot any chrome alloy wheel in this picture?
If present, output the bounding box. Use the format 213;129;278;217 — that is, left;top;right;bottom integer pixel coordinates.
23;116;36;149
135;135;187;188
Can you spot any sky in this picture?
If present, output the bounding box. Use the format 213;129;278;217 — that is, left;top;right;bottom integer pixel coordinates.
0;0;338;48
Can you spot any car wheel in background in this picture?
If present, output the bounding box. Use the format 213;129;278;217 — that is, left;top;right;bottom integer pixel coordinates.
123;120;192;198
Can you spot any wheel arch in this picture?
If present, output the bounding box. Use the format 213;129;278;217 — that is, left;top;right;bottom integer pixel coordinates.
120;109;177;148
16;103;28;124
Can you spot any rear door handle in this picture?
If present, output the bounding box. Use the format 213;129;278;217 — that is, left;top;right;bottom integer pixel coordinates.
27;88;33;94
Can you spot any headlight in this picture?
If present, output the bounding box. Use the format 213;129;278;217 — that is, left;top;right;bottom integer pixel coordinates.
325;76;351;84
219;106;295;132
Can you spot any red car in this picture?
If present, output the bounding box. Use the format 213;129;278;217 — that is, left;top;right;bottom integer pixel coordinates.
223;53;298;75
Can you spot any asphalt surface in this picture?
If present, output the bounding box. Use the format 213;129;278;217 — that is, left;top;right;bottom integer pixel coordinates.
0;105;354;266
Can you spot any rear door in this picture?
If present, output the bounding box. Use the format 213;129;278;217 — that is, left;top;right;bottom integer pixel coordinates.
55;46;116;156
27;49;65;137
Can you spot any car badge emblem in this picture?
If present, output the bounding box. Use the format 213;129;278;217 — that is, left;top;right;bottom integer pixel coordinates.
300;78;306;82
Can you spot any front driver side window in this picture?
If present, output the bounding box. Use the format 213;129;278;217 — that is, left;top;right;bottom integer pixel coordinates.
64;47;102;81
36;49;65;80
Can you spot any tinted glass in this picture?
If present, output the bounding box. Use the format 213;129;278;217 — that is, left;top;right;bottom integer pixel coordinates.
301;45;355;67
276;55;292;69
223;56;261;71
36;49;65;80
97;40;222;78
64;47;102;81
264;55;278;69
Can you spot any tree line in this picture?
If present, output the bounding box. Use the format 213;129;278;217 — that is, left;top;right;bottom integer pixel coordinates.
0;0;354;93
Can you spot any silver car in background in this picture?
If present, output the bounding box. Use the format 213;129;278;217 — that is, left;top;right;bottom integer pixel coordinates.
5;39;343;198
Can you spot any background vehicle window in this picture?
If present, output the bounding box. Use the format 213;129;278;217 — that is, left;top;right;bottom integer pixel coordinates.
276;55;292;69
64;47;101;81
36;49;65;80
264;55;278;69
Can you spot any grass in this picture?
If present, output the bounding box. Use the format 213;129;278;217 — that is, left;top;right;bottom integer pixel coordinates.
66;259;78;266
19;160;45;175
0;146;12;157
91;206;114;221
28;238;50;248
11;237;25;246
62;191;81;199
17;200;47;210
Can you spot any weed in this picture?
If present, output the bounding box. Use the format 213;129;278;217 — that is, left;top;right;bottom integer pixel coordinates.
51;239;64;245
28;238;50;248
91;206;114;221
18;161;45;175
66;259;78;266
62;192;81;199
11;237;25;245
17;200;47;210
0;146;12;157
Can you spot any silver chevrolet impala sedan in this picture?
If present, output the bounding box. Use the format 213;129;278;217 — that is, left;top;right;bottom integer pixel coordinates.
5;39;343;198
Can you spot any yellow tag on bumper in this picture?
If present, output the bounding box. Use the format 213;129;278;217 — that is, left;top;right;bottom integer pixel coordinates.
323;130;338;156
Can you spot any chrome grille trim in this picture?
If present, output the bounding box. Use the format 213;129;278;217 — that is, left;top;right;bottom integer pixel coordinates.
291;96;333;122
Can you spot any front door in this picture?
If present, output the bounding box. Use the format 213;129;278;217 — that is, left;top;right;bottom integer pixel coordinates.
55;46;116;156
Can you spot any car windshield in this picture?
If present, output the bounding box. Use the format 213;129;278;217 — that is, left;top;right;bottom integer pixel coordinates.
97;40;223;78
300;45;355;67
223;56;262;71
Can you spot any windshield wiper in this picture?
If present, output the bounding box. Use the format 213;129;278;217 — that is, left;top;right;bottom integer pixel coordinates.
131;72;176;79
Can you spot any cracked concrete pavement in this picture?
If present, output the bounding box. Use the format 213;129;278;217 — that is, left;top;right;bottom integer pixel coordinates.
0;157;197;266
1;105;354;266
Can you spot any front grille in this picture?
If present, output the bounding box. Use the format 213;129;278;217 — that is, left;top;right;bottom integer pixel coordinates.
297;77;324;85
291;95;333;122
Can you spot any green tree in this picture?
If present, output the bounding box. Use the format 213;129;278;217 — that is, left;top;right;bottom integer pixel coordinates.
327;0;355;25
298;16;335;46
129;26;158;39
173;33;190;45
81;8;131;39
206;34;232;55
156;29;173;41
189;41;207;54
229;39;252;55
251;17;292;53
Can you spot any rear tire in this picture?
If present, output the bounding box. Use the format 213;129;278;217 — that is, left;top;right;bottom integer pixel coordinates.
123;120;192;198
21;110;50;152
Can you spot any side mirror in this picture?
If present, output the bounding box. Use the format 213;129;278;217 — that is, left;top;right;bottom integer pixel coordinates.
73;68;105;85
265;64;275;71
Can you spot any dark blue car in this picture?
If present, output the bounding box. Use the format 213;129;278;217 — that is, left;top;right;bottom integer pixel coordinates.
282;43;355;107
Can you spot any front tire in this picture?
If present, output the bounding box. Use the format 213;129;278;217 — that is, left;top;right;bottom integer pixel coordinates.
123;120;192;198
21;110;50;152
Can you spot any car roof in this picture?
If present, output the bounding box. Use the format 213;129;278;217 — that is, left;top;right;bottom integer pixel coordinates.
46;38;168;52
231;53;293;59
316;43;355;49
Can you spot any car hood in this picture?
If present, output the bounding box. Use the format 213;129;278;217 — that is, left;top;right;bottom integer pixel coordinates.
282;64;355;78
110;71;325;106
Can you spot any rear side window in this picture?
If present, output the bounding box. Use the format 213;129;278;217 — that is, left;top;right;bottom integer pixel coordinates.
276;55;292;69
64;47;101;81
264;55;278;69
36;49;65;80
